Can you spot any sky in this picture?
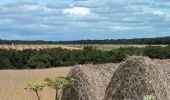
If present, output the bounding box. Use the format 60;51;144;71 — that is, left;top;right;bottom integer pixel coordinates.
0;0;170;41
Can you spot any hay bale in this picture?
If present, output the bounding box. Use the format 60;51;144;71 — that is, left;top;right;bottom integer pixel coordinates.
61;63;119;100
104;56;169;100
154;59;170;98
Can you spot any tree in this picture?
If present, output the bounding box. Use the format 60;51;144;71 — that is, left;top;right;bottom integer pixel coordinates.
0;57;13;69
26;54;51;69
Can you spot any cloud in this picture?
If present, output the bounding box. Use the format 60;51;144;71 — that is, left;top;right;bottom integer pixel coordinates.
63;7;91;16
0;0;170;40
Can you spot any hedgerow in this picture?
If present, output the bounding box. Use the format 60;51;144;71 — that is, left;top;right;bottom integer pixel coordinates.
0;46;170;69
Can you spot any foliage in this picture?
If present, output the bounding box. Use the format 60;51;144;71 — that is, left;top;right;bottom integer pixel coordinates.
24;83;45;100
45;76;74;100
24;77;74;100
144;95;155;100
0;46;170;69
45;76;74;89
26;54;51;69
24;83;45;91
0;36;170;44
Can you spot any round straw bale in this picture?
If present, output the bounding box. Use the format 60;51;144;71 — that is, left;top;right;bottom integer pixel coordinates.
104;56;169;100
62;63;119;100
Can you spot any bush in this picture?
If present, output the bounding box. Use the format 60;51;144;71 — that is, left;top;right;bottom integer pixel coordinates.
0;46;170;69
26;54;51;69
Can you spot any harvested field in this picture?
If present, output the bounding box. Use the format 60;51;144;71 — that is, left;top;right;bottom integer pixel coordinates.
0;67;70;100
0;44;80;50
0;44;167;51
1;57;170;100
68;44;168;50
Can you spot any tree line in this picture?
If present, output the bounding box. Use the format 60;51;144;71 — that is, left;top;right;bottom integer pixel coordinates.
0;36;170;44
0;46;170;69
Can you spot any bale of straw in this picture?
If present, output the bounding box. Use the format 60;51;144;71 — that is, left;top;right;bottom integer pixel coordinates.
61;63;119;100
154;59;170;99
104;56;169;100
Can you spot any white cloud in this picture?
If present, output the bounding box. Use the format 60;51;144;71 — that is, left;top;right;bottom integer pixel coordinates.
152;10;170;20
63;7;91;16
152;11;165;16
21;5;41;11
0;0;170;40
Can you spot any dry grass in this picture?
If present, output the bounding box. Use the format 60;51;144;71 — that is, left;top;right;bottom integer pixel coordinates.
0;67;70;100
68;44;168;50
0;44;80;50
0;44;167;51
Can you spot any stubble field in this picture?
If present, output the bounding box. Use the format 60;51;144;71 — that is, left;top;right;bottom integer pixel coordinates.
0;67;70;100
0;44;167;51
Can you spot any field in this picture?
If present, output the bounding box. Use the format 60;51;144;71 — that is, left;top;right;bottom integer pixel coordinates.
0;44;168;51
68;44;168;50
0;44;169;100
0;44;80;50
0;67;70;100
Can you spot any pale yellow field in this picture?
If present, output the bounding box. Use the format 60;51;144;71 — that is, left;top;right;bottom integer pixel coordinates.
0;67;70;100
68;44;168;50
0;44;80;50
0;44;167;51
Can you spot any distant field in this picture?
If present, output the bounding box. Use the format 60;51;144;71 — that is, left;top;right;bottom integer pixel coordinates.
68;44;168;50
0;67;70;100
0;44;80;50
0;44;168;50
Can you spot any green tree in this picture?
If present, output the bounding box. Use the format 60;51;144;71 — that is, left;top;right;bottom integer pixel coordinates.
0;57;13;69
27;54;51;69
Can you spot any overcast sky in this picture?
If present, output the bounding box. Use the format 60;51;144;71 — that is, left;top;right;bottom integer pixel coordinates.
0;0;170;41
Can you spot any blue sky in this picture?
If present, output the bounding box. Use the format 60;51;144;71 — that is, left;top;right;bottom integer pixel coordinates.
0;0;170;40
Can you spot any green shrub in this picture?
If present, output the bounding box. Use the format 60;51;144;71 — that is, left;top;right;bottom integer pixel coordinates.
1;46;170;69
